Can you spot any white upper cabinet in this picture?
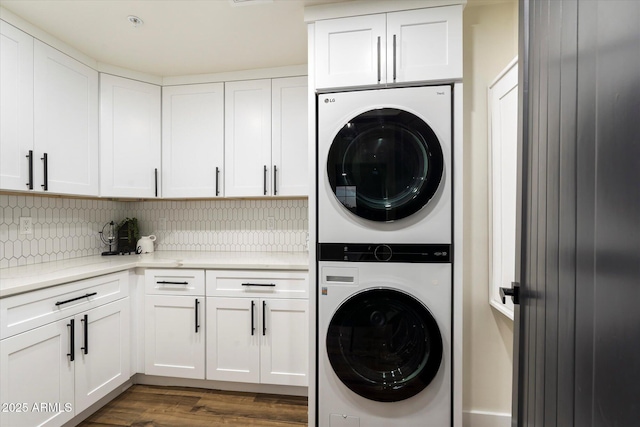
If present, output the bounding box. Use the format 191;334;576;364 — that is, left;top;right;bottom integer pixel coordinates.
100;74;161;198
225;77;308;197
314;5;463;89
1;30;99;196
315;14;387;89
271;76;308;196
224;79;272;197
162;83;224;198
33;41;99;196
0;21;34;192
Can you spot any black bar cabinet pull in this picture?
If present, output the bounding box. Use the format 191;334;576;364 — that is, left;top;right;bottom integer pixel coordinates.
251;300;256;336
67;319;75;361
393;34;397;81
26;150;33;189
377;36;381;83
215;167;220;196
55;292;97;306
262;300;266;336
41;153;48;191
195;299;200;333
263;165;268;195
156;280;189;285
273;165;278;195
154;168;158;197
241;283;276;287
81;314;88;355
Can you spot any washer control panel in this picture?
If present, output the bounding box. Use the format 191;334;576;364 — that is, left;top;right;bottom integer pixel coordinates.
318;243;451;263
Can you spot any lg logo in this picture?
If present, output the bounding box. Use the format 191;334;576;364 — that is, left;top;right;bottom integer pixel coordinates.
324;98;335;103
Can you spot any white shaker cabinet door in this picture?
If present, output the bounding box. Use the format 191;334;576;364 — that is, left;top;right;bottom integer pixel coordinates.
224;79;272;197
162;83;224;198
315;14;387;89
0;320;75;427
74;299;130;414
33;40;99;196
386;6;463;83
206;297;260;383
271;76;308;196
0;22;34;192
144;295;205;379
100;74;161;198
260;298;309;386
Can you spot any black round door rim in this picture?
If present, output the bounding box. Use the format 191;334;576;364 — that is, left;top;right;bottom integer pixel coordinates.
326;288;443;402
327;108;444;222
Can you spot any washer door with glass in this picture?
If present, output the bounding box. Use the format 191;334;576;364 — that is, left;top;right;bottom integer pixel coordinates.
327;108;444;222
326;288;443;402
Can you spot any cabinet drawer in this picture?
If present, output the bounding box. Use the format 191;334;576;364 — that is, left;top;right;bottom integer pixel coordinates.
206;270;308;299
0;271;129;339
145;269;205;295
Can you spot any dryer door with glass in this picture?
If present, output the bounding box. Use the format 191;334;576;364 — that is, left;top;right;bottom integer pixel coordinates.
327;108;444;222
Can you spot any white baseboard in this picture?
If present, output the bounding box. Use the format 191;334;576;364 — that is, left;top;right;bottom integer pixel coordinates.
463;410;511;427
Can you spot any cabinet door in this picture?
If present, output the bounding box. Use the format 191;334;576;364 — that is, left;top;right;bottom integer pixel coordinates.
224;79;272;197
260;299;308;386
386;5;463;83
0;22;34;192
33;40;99;196
100;74;161;198
162;83;224;198
315;14;386;89
206;297;260;383
74;299;130;413
0;320;74;427
144;295;204;379
271;77;308;196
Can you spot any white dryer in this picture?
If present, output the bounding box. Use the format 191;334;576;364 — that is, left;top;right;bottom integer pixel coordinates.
317;86;452;244
317;244;451;426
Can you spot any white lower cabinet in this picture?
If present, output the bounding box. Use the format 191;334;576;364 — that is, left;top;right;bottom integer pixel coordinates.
144;269;205;379
0;319;74;427
259;298;309;386
206;270;309;387
74;299;130;413
144;295;205;379
206;297;308;386
0;273;130;427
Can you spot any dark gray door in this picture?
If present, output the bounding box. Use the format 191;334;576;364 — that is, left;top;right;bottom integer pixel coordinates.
511;1;640;426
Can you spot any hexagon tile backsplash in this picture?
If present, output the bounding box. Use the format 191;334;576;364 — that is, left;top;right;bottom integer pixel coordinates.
0;195;308;269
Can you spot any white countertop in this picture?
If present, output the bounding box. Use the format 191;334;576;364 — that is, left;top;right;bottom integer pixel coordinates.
0;251;309;298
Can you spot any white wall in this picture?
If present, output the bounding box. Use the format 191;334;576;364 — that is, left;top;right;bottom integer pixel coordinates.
462;0;518;420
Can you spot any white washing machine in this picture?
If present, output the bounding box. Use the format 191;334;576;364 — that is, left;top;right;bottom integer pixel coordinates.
317;246;452;427
317;86;452;244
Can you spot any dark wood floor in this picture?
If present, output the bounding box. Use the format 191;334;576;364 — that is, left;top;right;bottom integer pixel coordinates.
78;385;308;427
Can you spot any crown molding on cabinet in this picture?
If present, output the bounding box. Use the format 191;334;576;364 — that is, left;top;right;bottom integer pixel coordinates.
1;6;96;69
304;0;467;23
162;64;308;86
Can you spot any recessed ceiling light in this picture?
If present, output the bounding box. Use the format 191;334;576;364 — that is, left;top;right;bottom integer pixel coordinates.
127;15;144;28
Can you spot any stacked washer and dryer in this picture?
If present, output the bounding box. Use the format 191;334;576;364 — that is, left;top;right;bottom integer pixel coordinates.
316;86;453;426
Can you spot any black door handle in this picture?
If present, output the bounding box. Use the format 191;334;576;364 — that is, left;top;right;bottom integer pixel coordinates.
215;167;220;196
67;319;75;361
41;153;48;191
195;299;200;333
26;150;33;189
262;300;266;336
500;282;520;305
81;314;88;355
251;300;255;336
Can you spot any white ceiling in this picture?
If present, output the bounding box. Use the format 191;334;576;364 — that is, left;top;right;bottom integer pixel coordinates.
0;0;345;77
